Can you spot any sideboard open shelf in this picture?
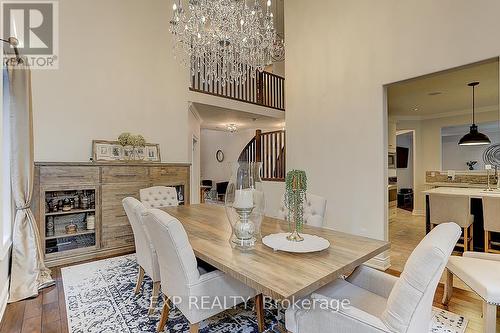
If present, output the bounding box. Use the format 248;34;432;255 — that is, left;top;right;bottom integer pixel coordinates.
43;187;100;258
34;162;191;267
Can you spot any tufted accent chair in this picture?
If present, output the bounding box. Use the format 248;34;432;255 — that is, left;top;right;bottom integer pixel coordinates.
277;193;327;227
140;186;179;208
122;197;161;315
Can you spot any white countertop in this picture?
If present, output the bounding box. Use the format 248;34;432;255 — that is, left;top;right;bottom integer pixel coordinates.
425;182;487;188
423;186;500;198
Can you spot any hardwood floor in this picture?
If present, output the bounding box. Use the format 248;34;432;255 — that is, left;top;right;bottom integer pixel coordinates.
0;267;67;333
0;212;498;333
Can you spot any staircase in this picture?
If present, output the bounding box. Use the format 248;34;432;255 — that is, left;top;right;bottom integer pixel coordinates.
238;130;286;182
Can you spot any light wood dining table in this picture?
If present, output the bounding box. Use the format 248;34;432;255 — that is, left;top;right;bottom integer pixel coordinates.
160;204;390;301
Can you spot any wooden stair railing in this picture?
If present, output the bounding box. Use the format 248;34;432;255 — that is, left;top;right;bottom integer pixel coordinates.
238;129;286;182
190;66;285;111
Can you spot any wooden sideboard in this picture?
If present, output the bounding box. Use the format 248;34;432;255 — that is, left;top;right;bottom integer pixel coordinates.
33;162;190;267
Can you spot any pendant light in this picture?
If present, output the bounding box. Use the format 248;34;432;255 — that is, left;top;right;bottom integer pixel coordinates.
458;82;491;146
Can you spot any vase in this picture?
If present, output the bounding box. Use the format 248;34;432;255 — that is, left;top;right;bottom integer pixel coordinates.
225;161;265;251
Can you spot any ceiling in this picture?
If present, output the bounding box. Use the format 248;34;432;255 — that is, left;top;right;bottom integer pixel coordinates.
388;58;499;117
441;120;500;137
193;103;285;131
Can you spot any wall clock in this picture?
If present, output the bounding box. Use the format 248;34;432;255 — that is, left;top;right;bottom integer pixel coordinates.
216;150;224;162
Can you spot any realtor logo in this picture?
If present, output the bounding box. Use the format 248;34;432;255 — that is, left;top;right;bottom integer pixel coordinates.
1;1;59;69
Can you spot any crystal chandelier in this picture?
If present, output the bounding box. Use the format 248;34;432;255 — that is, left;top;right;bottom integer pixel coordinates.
170;0;276;87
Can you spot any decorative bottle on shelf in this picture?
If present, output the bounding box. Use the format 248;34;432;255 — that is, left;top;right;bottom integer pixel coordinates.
46;216;55;237
86;214;95;230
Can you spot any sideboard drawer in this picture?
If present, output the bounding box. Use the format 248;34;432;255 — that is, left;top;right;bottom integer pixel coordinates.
150;166;188;183
101;166;149;183
40;166;99;185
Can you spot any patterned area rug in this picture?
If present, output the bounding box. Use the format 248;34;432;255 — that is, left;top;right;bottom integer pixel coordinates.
61;255;468;333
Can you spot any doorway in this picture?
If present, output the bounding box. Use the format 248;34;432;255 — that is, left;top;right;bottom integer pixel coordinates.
191;135;200;204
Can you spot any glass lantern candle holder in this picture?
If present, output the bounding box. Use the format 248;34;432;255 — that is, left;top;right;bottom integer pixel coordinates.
225;162;265;251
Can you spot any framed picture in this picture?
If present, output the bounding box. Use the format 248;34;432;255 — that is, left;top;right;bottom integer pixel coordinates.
92;140;161;162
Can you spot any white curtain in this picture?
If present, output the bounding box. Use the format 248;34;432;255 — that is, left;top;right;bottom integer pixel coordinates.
5;58;53;303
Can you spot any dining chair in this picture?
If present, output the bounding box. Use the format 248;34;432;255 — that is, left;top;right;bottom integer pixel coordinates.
482;196;500;253
277;193;327;227
122;197;161;315
140;186;179;208
429;193;474;251
142;208;262;333
285;222;461;333
443;251;500;333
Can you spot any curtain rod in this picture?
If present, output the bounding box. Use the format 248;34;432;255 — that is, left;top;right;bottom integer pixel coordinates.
1;37;21;62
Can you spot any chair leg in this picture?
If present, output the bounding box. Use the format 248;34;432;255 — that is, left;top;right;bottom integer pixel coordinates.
463;227;469;252
149;281;161;315
483;301;497;333
134;266;145;295
189;323;199;333
442;268;453;306
255;294;265;333
485;230;490;253
157;299;170;332
469;225;474;251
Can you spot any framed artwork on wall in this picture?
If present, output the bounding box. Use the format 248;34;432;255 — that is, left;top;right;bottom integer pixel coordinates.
92;140;161;162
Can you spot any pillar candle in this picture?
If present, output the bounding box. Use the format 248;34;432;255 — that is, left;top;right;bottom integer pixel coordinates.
233;189;254;209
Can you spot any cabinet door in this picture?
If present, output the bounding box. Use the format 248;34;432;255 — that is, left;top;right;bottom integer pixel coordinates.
388;121;397;152
101;182;149;249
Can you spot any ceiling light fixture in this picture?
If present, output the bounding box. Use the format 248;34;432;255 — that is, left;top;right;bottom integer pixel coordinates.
458;82;491;146
169;0;277;87
227;124;238;133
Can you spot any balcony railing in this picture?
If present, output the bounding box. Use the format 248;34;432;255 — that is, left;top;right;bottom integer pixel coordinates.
190;67;285;111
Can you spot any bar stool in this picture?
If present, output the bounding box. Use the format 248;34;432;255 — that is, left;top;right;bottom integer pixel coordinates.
482;196;500;253
429;194;474;251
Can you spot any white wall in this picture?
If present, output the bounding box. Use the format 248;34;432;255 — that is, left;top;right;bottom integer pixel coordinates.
396;132;413;190
200;128;257;183
442;130;500;171
32;0;190;163
285;0;500;253
398;110;499;214
200;128;285;215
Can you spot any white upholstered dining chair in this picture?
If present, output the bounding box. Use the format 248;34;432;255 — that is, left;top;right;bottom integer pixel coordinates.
140;186;179;208
285;222;461;333
429;193;474;251
142;208;260;333
482;196;500;253
122;197;161;315
277;193;327;227
443;252;500;333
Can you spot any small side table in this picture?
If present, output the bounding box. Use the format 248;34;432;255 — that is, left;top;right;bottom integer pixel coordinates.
200;185;212;203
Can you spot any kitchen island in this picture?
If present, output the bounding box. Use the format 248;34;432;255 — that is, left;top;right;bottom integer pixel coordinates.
423;187;500;252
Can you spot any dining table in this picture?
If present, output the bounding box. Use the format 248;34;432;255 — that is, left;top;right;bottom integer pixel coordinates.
160;204;390;302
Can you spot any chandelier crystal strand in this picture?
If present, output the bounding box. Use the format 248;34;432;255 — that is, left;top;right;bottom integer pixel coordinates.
170;0;276;87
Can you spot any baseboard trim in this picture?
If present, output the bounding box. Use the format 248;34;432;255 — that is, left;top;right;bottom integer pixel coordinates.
0;276;9;325
365;250;391;271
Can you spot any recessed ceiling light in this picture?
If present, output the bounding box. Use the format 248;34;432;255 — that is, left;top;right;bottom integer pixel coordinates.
428;91;442;96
